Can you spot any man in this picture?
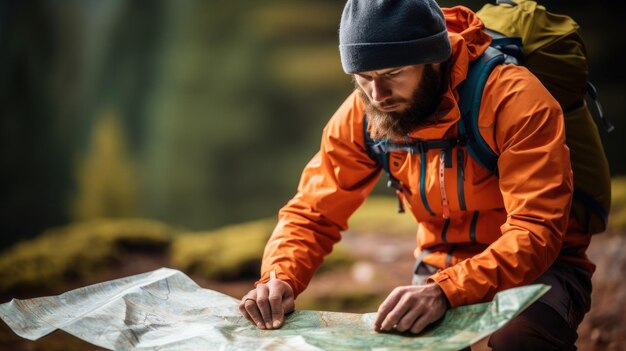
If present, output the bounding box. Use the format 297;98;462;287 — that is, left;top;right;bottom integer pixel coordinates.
239;0;593;349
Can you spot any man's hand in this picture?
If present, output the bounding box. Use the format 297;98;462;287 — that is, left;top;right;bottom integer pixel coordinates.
374;283;449;334
239;277;295;330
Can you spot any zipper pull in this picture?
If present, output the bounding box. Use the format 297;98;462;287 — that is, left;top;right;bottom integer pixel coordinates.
442;199;450;218
395;189;406;213
387;176;405;214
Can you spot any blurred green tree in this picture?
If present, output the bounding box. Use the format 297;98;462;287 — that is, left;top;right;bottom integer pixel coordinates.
0;0;622;247
72;112;140;220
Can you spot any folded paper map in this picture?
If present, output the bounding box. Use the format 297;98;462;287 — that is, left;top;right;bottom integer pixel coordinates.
0;268;549;350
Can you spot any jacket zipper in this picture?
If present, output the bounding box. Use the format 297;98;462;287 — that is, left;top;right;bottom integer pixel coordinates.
470;211;479;242
439;150;450;219
457;149;467;211
420;152;435;216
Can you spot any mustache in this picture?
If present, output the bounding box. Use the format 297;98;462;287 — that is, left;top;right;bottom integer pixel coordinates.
354;63;446;140
353;84;406;113
376;98;407;110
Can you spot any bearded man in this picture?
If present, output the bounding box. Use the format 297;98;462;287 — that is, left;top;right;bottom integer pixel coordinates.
239;0;593;349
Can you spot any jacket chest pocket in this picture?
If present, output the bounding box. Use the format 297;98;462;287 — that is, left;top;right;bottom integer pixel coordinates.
390;147;472;219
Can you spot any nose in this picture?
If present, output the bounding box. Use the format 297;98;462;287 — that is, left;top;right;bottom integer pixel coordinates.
371;78;392;103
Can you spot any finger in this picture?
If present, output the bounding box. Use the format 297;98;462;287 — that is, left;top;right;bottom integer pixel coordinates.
243;299;265;329
374;287;404;331
268;283;284;328
380;293;412;332
409;311;436;334
239;301;253;323
410;294;448;334
239;291;257;324
395;303;422;332
256;284;273;329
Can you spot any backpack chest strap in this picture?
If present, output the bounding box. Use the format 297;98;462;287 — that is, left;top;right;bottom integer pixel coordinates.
370;137;467;155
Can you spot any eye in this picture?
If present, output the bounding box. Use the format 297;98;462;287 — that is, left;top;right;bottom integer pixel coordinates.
355;74;373;82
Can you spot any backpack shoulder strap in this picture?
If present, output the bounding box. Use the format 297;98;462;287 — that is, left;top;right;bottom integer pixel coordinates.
457;46;510;178
363;116;390;174
363;117;407;213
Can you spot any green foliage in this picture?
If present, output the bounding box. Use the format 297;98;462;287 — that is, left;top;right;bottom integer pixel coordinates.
171;219;275;280
167;196;414;281
609;177;626;231
0;219;172;292
171;217;356;280
245;2;341;41
2;0;624;250
267;44;347;91
0;214;358;294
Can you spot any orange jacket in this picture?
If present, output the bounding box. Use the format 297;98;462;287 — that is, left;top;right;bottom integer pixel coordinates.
256;6;594;308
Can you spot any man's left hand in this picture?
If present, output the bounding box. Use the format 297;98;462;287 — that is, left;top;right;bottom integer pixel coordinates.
374;283;449;334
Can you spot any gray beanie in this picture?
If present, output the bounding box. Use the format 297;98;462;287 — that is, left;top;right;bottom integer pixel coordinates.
339;0;452;73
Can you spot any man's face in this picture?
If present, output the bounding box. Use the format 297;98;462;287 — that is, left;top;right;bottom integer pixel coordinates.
353;63;445;140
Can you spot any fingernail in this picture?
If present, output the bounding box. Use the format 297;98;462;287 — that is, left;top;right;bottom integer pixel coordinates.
273;320;281;328
265;322;272;329
257;322;265;329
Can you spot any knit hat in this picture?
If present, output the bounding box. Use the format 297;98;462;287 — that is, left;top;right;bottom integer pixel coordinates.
339;0;452;73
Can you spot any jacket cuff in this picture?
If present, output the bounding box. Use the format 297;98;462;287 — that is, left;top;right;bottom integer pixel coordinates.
255;269;300;297
428;271;463;308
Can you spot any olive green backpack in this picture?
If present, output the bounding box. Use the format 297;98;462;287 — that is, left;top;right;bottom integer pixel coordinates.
365;0;613;234
476;0;613;234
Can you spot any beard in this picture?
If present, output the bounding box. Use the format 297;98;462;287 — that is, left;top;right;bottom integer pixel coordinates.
357;63;447;140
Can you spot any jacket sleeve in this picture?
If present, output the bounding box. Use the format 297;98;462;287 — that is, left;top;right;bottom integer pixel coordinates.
255;92;381;297
430;65;574;307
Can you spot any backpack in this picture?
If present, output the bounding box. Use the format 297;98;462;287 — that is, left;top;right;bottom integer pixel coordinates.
364;0;613;234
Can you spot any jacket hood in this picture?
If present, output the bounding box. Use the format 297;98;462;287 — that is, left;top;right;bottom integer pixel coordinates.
445;6;492;90
407;6;492;140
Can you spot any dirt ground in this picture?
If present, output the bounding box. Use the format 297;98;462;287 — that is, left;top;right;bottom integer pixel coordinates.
1;231;624;350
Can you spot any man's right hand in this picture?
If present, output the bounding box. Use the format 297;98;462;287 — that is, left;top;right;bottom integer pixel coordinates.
239;277;295;330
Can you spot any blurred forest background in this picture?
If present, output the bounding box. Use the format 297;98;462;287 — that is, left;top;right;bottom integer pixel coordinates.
1;0;623;247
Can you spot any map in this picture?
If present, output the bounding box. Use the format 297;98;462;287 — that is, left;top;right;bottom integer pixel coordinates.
0;268;549;350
